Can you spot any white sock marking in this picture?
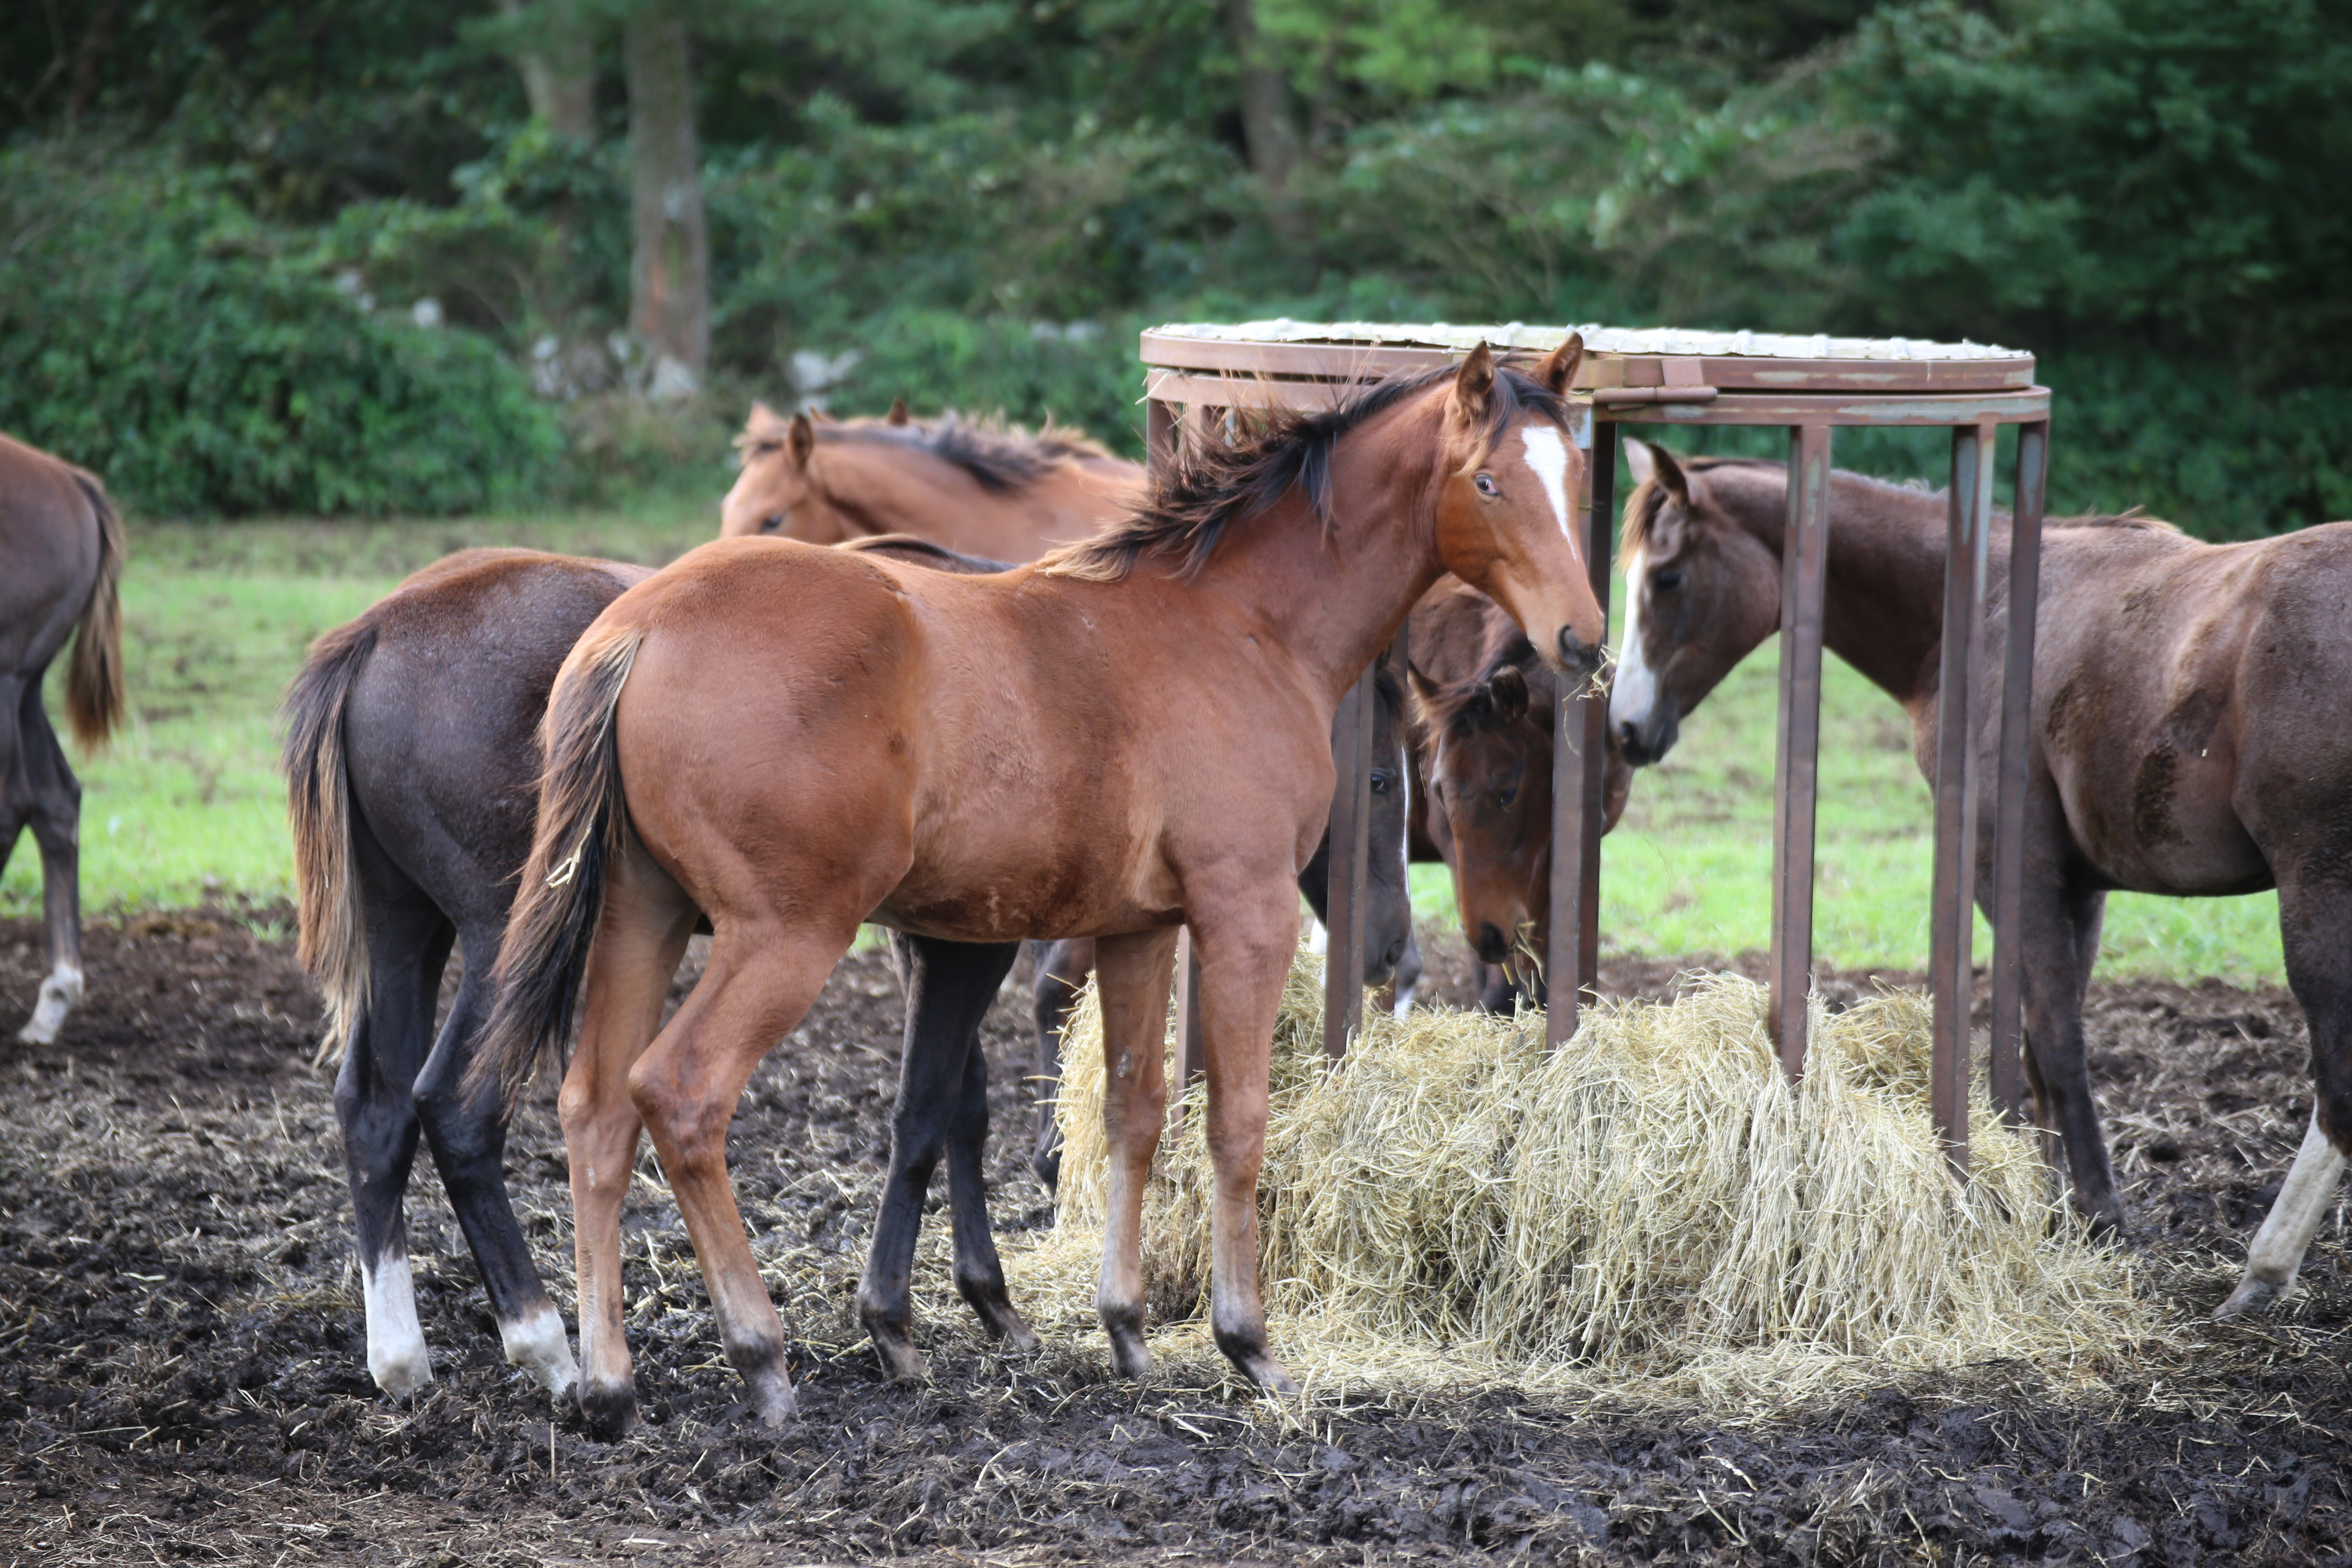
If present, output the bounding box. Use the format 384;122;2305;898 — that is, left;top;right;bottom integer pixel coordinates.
1520;426;1575;553
1306;918;1328;956
2243;1113;2347;1287
1608;546;1657;735
499;1302;579;1400
361;1254;433;1398
18;961;84;1045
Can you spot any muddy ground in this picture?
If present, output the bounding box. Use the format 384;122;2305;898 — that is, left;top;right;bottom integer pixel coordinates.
0;911;2345;1567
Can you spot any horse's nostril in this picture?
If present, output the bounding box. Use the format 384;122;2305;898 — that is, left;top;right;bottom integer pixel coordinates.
1382;938;1407;970
1476;923;1509;963
1558;627;1602;677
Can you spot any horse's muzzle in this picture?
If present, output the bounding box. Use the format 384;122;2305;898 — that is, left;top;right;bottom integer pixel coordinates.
1615;700;1680;766
1557;627;1604;682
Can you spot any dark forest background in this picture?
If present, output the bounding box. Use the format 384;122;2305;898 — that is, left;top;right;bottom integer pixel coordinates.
3;0;2346;535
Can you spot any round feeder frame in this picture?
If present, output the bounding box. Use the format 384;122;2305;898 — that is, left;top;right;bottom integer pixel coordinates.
1140;321;2051;1169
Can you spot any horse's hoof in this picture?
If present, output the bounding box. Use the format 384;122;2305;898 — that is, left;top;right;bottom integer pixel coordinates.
369;1347;434;1401
1033;1147;1062;1196
499;1305;579;1400
2215;1274;2283;1321
746;1366;798;1427
577;1381;640;1441
871;1330;927;1384
1245;1359;1302;1398
1104;1311;1154;1379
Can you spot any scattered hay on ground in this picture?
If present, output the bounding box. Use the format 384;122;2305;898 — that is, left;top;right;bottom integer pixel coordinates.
1011;957;2172;1412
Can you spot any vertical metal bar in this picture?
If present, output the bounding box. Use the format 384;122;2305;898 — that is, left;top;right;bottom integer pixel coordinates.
1149;392;1205;1082
1323;667;1375;1059
1768;424;1833;1078
1989;421;2048;1127
1548;412;1611;1045
1931;423;1994;1172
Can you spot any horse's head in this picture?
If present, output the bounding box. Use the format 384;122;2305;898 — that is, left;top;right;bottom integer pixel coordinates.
1433;339;1608;684
1410;655;1635;978
1304;663;1418;990
723;402;855;542
1608;439;1781;766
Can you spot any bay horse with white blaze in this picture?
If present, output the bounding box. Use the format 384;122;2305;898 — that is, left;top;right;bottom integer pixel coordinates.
477;342;1605;1432
1607;440;2352;1316
0;433;126;1046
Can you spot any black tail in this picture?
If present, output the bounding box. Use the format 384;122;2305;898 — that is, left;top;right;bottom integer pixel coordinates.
281;618;379;1063
471;624;645;1111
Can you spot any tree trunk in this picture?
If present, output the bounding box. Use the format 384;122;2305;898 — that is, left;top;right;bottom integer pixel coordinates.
1226;0;1306;243
501;0;596;142
624;3;708;397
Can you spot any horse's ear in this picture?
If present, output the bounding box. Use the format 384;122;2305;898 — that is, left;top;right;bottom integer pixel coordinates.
887;397;911;425
788;411;817;469
1483;664;1528;723
1450;342;1496;423
809;406;836;424
1535;333;1584;395
1625;439;1690;507
1405;663;1443;720
745;400;790;442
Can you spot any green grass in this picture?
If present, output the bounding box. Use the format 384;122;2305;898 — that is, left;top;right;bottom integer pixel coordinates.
5;517;2288;986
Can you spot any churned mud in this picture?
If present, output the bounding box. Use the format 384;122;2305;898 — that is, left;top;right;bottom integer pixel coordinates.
0;911;2345;1566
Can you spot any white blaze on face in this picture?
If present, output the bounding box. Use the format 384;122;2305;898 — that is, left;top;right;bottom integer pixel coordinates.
1519;425;1576;557
1609;546;1657;733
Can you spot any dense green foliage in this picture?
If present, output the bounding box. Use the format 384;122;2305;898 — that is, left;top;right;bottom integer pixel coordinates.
3;0;2346;529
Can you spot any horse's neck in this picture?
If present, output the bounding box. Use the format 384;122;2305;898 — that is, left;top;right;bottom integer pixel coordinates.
1717;466;1958;707
808;447;935;537
1185;405;1448;712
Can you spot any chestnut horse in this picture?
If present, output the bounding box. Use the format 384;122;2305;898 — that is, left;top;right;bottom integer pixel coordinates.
1405;580;1630;1011
724;401;1143;559
0;433;126;1046
1027;656;1420;1192
1606;440;2352;1315
476;342;1605;1432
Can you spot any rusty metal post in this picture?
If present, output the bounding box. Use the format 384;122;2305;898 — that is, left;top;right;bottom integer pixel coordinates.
1323;664;1376;1059
1989;420;2048;1125
1931;422;1995;1170
1548;416;1613;1046
1768;424;1833;1078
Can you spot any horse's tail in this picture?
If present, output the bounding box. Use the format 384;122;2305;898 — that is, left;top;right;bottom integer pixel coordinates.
473;624;645;1113
281;618;380;1064
64;472;126;752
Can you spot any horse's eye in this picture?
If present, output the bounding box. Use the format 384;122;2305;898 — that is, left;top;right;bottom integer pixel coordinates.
761;514;786;534
1370;771;1392;796
1497;786;1518;809
1653;568;1684;592
1473;472;1499;498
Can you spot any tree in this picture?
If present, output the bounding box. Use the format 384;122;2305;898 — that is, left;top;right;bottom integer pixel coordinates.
499;0;597;142
1226;0;1305;242
624;2;708;396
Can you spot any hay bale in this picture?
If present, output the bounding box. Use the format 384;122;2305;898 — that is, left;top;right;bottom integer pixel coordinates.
1015;953;2163;1408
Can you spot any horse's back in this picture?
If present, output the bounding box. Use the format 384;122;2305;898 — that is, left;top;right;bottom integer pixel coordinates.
341;550;648;908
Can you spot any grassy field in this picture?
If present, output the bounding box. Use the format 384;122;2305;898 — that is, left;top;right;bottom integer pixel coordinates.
4;503;2286;986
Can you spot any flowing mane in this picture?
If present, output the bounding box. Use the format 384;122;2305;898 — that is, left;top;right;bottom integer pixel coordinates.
1043;362;1570;583
1617;453;2178;565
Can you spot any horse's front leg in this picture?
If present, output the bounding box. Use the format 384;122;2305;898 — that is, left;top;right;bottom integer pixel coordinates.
17;697;84;1047
1189;889;1304;1394
1090;927;1180;1378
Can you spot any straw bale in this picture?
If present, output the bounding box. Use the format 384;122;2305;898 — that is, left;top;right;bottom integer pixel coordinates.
1010;953;2167;1411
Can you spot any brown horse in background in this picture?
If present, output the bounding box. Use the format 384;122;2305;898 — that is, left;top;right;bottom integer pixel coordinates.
1406;579;1630;1011
1606;440;2352;1318
476;342;1605;1434
723;401;1143;560
0;433;126;1046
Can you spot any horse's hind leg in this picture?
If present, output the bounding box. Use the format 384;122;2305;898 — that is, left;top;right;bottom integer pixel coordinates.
1091;926;1179;1379
1027;938;1093;1193
333;869;453;1398
627;918;849;1427
412;918;577;1399
858;934;1027;1380
14;683;83;1047
559;850;697;1439
2220;870;2352;1317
